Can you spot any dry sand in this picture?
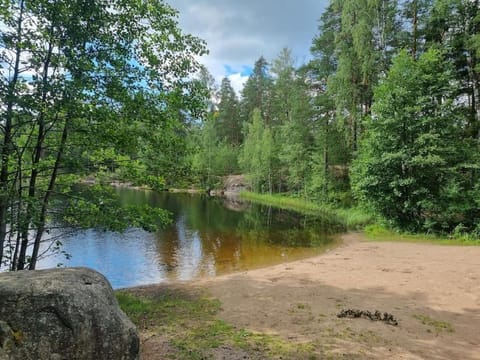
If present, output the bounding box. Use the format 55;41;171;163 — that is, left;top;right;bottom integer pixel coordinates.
139;233;480;359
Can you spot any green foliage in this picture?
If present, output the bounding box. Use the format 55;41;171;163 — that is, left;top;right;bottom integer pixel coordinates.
60;185;171;232
0;0;207;270
272;49;315;195
364;223;480;245
188;67;243;188
327;0;386;151
191;116;219;188
239;109;274;193
309;6;346;203
353;49;479;232
191;114;240;188
231;1;480;237
216;77;242;146
143;175;166;192
240;56;273;125
399;0;434;57
5;0;480;271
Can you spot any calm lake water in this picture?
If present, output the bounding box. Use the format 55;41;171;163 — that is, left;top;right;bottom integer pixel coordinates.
38;189;344;288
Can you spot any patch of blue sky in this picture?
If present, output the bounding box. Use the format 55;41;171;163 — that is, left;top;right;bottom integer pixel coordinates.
224;64;252;77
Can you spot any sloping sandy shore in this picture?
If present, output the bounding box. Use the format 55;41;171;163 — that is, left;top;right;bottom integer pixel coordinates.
135;233;480;359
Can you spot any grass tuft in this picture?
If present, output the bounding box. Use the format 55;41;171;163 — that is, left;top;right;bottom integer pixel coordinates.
413;314;454;334
116;290;322;359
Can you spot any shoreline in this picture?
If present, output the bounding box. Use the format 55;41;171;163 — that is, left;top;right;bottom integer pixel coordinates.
127;232;480;359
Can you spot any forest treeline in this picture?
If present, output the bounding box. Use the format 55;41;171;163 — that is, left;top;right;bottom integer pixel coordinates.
192;0;480;235
0;0;479;269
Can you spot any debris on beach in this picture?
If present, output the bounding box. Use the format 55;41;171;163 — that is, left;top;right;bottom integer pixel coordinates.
337;309;399;326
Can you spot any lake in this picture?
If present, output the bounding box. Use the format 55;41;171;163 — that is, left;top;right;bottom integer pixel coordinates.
38;189;344;288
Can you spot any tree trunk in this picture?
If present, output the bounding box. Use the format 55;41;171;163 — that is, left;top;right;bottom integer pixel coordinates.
17;37;54;270
352;114;358;152
11;145;26;270
466;44;480;142
412;0;418;61
474;76;480;143
323;113;330;200
0;0;25;268
29;117;70;270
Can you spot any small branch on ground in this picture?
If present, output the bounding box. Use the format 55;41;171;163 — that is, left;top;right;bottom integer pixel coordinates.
337;309;399;326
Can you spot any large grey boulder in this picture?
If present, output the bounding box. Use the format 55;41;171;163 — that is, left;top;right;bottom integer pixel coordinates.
0;267;139;360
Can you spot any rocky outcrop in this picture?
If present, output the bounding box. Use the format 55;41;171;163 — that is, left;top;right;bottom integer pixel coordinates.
222;175;250;196
0;267;139;360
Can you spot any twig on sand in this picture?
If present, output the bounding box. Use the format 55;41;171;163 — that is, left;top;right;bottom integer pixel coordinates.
337;309;399;326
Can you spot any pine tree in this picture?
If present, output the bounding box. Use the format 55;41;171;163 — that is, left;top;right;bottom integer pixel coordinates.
309;3;342;200
424;0;480;142
240;57;273;126
328;0;400;152
399;0;433;59
217;77;242;146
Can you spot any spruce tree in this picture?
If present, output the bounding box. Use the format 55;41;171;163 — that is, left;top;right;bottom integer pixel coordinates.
217;77;242;146
352;49;479;232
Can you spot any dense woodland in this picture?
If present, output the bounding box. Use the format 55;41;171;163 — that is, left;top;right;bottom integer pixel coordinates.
0;0;479;269
193;0;480;235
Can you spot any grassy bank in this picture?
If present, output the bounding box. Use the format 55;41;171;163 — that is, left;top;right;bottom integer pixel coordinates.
364;224;480;246
239;192;480;245
239;191;374;230
116;289;323;359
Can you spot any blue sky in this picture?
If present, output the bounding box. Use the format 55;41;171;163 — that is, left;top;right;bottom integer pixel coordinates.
224;64;253;77
165;0;329;93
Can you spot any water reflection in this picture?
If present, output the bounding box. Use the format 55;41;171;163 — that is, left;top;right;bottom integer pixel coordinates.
39;190;343;288
39;228;166;288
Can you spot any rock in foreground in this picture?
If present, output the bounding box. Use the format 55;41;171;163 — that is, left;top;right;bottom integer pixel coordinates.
0;267;139;360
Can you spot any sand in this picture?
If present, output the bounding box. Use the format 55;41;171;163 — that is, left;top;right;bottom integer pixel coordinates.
138;233;480;359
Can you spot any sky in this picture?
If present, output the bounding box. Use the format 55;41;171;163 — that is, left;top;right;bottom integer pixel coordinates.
165;0;329;93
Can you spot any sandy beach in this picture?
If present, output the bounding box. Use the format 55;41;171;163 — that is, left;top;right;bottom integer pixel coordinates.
132;233;480;359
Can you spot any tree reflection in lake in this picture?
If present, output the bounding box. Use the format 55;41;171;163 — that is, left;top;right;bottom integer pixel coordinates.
39;189;344;288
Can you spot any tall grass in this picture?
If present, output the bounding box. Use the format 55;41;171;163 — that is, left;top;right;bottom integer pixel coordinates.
239;191;374;229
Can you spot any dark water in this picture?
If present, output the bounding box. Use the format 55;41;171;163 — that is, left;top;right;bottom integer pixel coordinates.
38;189;344;288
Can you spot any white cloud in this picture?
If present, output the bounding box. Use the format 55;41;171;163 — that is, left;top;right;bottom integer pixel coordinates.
228;73;249;95
166;0;329;91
